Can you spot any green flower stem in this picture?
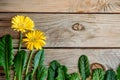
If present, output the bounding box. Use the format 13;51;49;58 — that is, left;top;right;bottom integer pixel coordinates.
18;32;22;52
31;68;36;77
13;76;16;80
5;70;10;80
25;50;34;75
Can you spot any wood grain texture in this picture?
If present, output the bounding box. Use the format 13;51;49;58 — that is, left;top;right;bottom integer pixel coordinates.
0;49;120;79
1;13;120;47
44;49;120;72
0;0;120;13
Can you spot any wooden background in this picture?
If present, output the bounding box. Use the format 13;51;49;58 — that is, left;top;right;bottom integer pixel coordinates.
1;0;120;79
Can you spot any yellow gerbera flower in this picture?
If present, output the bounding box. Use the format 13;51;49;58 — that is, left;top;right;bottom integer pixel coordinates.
11;15;34;33
23;30;46;50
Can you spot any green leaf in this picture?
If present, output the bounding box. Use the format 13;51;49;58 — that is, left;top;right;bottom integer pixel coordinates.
47;61;68;80
117;65;120;80
47;60;61;80
78;55;90;80
60;65;68;80
25;72;32;80
68;73;80;80
36;65;48;80
0;35;14;80
38;49;44;66
55;66;67;80
32;49;45;76
104;70;117;80
14;50;28;80
92;68;105;80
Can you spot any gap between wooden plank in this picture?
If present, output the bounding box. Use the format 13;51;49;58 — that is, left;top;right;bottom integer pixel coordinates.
13;47;120;49
0;11;117;14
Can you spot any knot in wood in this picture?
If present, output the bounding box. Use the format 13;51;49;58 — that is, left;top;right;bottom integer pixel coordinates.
72;23;84;31
91;63;105;71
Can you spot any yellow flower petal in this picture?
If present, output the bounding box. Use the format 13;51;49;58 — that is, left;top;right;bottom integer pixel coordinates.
11;15;34;33
23;30;46;50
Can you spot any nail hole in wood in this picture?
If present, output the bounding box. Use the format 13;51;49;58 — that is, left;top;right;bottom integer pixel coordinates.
72;23;85;31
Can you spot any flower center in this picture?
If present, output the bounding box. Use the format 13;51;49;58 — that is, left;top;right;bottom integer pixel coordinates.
31;38;36;42
19;23;24;27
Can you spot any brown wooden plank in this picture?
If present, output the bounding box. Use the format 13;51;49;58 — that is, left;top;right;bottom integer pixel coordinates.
0;49;120;79
44;49;120;72
0;0;120;13
1;13;120;47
